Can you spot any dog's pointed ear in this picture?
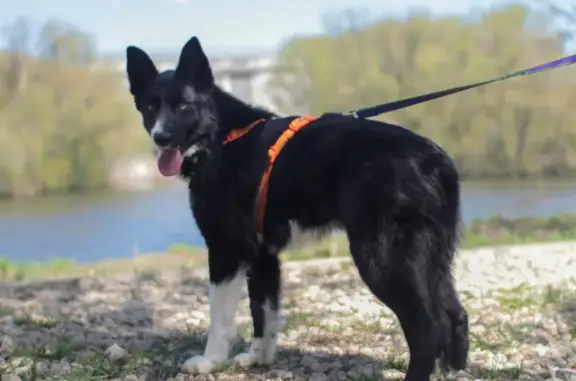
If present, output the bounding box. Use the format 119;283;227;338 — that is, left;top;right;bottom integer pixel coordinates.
126;45;158;97
174;36;214;92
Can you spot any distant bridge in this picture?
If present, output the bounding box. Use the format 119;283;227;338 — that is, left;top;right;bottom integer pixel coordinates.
91;52;288;112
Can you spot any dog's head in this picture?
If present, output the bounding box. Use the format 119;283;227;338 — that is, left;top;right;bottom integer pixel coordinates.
126;36;217;177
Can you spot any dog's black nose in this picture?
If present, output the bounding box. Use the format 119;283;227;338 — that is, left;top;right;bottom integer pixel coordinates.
152;131;172;147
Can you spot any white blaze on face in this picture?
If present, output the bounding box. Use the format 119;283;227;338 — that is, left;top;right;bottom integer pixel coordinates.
150;112;167;152
150;110;183;177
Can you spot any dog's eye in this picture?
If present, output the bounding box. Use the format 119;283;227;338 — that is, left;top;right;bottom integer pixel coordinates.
147;104;156;112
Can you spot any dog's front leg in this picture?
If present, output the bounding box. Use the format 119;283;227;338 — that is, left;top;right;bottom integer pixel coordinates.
234;250;281;367
181;257;246;374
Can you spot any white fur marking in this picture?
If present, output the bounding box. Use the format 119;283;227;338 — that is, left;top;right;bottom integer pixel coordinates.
262;301;280;363
181;270;246;374
183;144;201;158
150;113;167;152
233;301;281;367
233;338;263;367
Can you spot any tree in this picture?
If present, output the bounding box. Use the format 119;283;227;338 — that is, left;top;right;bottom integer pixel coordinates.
37;19;96;65
0;18;149;198
268;3;576;179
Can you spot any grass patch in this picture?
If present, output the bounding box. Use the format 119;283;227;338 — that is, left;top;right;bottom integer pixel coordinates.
495;281;576;312
468;322;541;352
12;314;59;330
466;214;576;247
383;351;409;372
0;249;205;282
466;282;576;353
471;365;524;380
1;330;210;381
283;312;319;331
11;341;80;362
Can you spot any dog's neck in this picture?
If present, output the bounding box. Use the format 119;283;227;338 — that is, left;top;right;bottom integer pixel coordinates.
212;86;276;135
183;86;276;188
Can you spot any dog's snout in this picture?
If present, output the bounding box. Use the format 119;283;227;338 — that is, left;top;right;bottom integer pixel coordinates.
152;131;172;147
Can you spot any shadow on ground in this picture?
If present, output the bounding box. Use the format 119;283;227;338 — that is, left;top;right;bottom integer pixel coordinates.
0;270;403;380
0;269;573;380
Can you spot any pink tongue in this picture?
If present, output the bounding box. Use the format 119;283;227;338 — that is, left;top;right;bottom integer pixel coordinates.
157;148;183;177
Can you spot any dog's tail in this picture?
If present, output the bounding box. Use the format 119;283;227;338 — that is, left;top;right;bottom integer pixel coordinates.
430;163;469;372
434;268;469;372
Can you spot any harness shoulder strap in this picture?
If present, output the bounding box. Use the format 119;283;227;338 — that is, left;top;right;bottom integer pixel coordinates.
256;115;317;233
223;118;265;145
221;115;317;235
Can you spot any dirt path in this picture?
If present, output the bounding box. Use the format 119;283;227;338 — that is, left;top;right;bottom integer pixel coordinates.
0;242;575;381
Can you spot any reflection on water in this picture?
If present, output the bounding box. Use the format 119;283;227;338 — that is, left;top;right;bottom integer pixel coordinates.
0;180;574;263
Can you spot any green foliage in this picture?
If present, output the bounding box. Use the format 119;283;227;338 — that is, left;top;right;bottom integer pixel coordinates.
466;213;576;246
269;3;576;179
0;18;149;198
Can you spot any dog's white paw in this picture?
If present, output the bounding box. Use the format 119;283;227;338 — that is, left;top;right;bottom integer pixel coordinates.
233;352;258;368
181;355;222;374
233;339;276;367
261;339;277;364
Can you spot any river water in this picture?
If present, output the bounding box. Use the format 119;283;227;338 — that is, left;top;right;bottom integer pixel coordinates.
0;180;575;263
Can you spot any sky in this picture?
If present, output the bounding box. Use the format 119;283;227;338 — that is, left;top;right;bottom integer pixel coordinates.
0;0;573;56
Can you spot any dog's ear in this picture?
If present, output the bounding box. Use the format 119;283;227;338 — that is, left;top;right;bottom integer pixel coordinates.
126;46;158;97
174;36;214;92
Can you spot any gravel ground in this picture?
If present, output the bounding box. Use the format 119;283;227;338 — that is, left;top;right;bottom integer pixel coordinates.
0;241;574;381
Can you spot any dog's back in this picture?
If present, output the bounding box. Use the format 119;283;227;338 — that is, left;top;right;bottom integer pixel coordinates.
258;113;459;236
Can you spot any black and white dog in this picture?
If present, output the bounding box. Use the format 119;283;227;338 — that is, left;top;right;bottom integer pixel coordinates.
125;36;469;381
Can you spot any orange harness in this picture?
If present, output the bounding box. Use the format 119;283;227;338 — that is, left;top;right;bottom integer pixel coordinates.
223;115;317;234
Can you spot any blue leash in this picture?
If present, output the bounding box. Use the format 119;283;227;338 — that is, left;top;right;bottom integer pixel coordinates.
347;53;576;119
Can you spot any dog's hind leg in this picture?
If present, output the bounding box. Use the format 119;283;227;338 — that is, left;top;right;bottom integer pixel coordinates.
345;226;441;381
340;186;441;381
234;250;281;367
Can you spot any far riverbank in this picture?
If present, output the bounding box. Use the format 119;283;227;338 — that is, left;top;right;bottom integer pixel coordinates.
1;213;576;282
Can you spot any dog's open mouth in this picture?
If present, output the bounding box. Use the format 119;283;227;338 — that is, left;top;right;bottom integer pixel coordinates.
157;147;183;177
156;134;210;177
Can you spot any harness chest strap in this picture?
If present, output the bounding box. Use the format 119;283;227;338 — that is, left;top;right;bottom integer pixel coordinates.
223;115;317;233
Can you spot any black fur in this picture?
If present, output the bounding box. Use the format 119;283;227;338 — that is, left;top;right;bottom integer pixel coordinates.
126;36;469;381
